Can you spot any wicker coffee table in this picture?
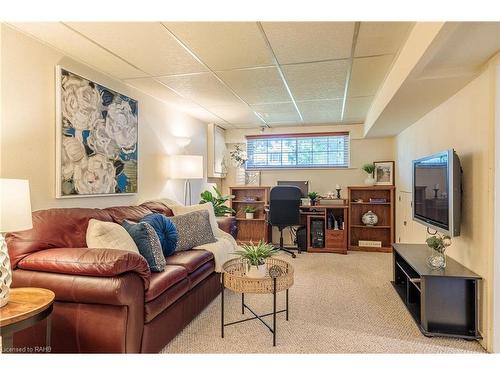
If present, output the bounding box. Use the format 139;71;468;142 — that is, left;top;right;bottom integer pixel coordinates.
221;257;294;346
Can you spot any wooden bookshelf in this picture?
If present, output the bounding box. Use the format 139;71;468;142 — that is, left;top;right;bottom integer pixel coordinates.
230;186;270;244
348;186;395;253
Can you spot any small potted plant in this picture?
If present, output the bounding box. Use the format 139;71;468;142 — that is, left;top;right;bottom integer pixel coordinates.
308;191;319;206
243;206;257;219
362;163;376;185
426;233;452;269
233;241;278;278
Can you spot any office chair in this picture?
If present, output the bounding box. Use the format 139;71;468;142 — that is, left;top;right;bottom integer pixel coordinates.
268;185;302;258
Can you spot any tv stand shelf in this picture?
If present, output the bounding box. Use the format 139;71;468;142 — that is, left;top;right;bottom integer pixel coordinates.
392;243;481;340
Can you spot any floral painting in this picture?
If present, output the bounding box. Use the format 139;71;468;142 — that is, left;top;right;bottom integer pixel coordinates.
56;67;138;197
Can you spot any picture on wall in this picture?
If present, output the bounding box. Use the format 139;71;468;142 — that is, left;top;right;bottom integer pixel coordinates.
374;161;395;185
56;66;138;198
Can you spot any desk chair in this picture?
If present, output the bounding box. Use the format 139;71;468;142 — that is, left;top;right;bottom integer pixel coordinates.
268;185;302;258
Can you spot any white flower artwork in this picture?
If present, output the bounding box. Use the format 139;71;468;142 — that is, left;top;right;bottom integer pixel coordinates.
56;67;138;197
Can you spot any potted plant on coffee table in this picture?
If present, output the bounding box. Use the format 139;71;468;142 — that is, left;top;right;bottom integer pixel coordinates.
233;241;278;278
243;206;257;219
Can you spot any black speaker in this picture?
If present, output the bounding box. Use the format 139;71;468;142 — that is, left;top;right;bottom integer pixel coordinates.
296;226;307;252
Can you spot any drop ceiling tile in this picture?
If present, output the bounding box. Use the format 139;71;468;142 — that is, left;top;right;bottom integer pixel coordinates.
124;77;190;105
344;96;373;122
297;99;342;124
207;105;264;125
181;106;228;125
355;22;413;57
283;60;349;101
218;67;290;105
66;22;207;76
251;102;301;123
158;73;243;107
10;22;146;79
262;22;355;64
163;22;273;70
349;55;395;97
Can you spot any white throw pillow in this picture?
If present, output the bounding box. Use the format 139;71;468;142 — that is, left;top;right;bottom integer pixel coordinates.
86;219;140;254
172;202;219;237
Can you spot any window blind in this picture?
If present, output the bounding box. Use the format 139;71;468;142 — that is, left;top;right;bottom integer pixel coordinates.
245;132;350;170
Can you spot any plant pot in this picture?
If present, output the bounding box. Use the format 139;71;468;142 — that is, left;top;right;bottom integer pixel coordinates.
246;264;267;278
245;212;254;219
310;199;316;206
364;174;376;186
428;249;446;270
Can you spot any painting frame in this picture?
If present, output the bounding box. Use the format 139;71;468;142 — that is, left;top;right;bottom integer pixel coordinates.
374;160;395;186
55;66;139;198
245;170;261;186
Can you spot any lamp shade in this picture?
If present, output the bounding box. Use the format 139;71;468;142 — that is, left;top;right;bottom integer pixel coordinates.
169;155;204;179
0;179;33;232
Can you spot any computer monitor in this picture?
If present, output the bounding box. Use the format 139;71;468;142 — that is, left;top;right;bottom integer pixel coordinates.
277;181;309;198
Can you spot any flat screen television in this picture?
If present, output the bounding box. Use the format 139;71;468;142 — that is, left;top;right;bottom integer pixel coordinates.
412;149;462;237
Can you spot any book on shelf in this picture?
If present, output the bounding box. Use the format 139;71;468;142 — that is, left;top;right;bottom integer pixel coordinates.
358;240;382;248
369;198;387;203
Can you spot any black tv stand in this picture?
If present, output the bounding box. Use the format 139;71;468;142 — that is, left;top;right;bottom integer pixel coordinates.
392;243;481;340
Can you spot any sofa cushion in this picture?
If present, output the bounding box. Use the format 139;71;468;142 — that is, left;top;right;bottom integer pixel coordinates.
140;201;174;217
188;261;215;290
86;219;139;254
145;265;187;302
169;211;216;252
172;203;219;238
140;214;178;257
104;205;153;224
164;250;214;274
6;208;113;269
144;278;190;323
122;221;166;272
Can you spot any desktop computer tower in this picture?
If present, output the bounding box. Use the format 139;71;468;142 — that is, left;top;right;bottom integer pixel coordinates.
311;219;324;248
296;226;307;252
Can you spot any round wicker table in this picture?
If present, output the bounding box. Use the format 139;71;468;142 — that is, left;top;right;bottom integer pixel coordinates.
221;257;294;346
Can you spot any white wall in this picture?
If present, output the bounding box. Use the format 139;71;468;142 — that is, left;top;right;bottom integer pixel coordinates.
223;124;394;197
394;56;498;351
0;25;212;210
494;65;500;353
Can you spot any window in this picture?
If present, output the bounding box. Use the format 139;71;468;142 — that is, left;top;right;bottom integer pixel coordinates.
246;132;350;169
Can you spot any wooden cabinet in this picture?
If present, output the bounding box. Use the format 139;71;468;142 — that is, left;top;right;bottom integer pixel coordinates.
348;186;395;252
229;186;270;244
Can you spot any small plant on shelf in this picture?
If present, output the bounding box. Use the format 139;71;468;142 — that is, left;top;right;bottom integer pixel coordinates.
242;206;257;219
308;191;319;206
233;240;278;278
362;163;376;186
199;187;235;216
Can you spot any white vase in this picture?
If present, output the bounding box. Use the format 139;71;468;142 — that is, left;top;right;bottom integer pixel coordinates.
0;234;12;308
245;212;254;219
362;210;379;226
235;166;245;186
246;264;267;278
364;174;376;186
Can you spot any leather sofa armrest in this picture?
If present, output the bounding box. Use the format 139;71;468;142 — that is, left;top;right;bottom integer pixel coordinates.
216;216;237;239
17;247;151;289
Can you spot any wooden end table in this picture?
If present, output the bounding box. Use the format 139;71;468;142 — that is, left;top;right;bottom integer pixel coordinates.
0;287;55;353
221;257;294;346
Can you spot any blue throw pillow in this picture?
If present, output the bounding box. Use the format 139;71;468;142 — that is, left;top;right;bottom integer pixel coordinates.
122;221;166;272
140;213;178;257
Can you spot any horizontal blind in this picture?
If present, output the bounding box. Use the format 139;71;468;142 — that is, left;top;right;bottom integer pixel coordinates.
246;132;350;169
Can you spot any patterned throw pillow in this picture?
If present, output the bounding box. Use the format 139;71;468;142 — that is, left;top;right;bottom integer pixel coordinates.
86;219;139;254
171;202;219;237
122;221;166;272
140;213;178;257
169;210;217;251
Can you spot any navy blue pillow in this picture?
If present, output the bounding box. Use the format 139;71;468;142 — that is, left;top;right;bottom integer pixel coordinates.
140;213;178;257
122;221;166;272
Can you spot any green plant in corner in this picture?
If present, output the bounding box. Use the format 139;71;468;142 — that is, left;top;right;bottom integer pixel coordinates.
199;187;235;217
362;163;376;175
233;240;278;266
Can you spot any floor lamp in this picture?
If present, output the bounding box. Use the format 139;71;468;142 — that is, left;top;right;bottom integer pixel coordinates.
0;179;33;307
169;155;204;205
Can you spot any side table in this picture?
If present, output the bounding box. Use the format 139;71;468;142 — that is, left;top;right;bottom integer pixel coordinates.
221;257;294;346
0;287;55;353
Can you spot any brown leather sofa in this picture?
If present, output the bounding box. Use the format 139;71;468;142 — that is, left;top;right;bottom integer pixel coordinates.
6;201;235;353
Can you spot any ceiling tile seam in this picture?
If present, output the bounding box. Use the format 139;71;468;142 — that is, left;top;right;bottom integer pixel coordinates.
159;23;270;128
340;22;361;122
256;22;304;124
278;53;393;67
60;22;229;126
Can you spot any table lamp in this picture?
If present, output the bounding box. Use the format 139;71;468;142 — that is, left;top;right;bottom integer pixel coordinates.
0;179;33;308
168;155;203;205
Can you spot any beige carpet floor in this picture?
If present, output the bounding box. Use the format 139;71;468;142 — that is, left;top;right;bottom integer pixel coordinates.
161;251;485;354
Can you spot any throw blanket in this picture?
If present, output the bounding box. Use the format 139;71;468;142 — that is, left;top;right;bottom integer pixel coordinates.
150;198;242;272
